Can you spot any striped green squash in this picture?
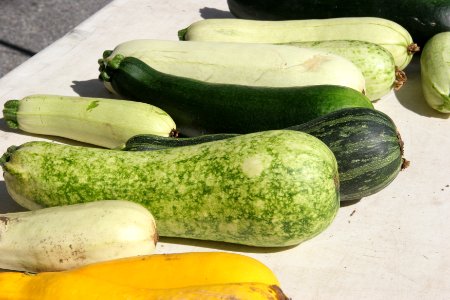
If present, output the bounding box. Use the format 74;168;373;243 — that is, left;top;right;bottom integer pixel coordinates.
123;108;408;201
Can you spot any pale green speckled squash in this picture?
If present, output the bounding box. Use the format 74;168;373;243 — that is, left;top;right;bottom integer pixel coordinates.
1;130;339;247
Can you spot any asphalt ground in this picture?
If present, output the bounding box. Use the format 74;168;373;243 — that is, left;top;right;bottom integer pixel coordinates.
0;0;112;78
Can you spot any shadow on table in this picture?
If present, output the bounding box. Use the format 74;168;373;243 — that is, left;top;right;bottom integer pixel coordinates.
340;199;361;207
70;79;119;99
199;7;234;19
0;118;100;147
395;57;449;119
0;117;15;133
159;236;298;253
0;181;27;213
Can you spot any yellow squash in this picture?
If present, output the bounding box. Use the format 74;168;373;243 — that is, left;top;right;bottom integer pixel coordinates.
0;271;289;300
69;251;280;288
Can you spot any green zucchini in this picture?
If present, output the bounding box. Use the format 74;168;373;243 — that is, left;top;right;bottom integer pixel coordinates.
99;55;373;134
123;108;408;201
420;32;450;113
226;0;450;47
281;40;406;100
1;130;339;247
100;39;365;93
2;95;177;149
124;133;236;151
179;17;419;70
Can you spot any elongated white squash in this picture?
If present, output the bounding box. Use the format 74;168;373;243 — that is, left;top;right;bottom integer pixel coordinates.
2;95;177;149
100;39;366;93
179;17;419;70
0;200;158;272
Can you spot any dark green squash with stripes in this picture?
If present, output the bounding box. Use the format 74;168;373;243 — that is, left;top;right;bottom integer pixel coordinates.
123;108;408;201
99;55;373;134
226;0;450;46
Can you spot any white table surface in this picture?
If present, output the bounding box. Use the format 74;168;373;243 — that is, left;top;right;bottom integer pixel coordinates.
0;0;449;299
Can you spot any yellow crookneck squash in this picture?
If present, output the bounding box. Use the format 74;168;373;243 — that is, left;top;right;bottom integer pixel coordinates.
0;271;289;300
0;252;288;299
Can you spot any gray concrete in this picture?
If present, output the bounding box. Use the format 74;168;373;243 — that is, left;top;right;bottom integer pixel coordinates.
0;0;112;78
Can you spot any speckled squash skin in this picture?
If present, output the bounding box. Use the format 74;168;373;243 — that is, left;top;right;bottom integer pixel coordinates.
123;108;406;202
1;130;340;247
285;40;399;100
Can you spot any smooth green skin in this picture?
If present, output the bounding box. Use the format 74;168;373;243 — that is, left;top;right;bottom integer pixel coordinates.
1;130;340;247
284;40;398;100
226;0;450;46
420;32;450;113
124;108;405;201
99;55;373;134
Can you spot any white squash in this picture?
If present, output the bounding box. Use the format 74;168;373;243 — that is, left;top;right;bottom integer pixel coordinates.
0;200;157;272
100;39;366;93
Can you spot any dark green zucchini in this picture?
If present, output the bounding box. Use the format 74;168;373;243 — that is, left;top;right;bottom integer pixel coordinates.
99;55;373;134
123;108;408;201
227;0;450;46
124;133;237;151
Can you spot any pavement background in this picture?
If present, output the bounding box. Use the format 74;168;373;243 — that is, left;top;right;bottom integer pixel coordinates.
0;0;112;78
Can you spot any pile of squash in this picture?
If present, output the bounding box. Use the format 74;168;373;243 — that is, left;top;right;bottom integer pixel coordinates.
0;1;449;298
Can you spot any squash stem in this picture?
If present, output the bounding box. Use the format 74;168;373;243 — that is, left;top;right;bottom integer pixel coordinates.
0;145;18;167
394;68;407;90
169;128;179;137
2;100;20;129
178;27;188;40
407;43;420;55
396;130;410;170
98;54;124;82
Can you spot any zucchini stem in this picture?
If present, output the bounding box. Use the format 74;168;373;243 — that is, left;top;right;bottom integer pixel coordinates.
394;68;407;90
407;43;420;55
396;130;410;170
102;50;113;59
98;54;124;82
2;100;20;129
170;128;179;138
0;145;18;167
177;27;188;40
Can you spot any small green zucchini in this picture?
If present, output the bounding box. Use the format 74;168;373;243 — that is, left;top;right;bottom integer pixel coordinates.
0;200;157;273
1;130;339;247
420;32;450;113
179;17;419;70
2;95;177;149
226;0;450;47
123;108;408;201
100;39;365;93
99;55;373;134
